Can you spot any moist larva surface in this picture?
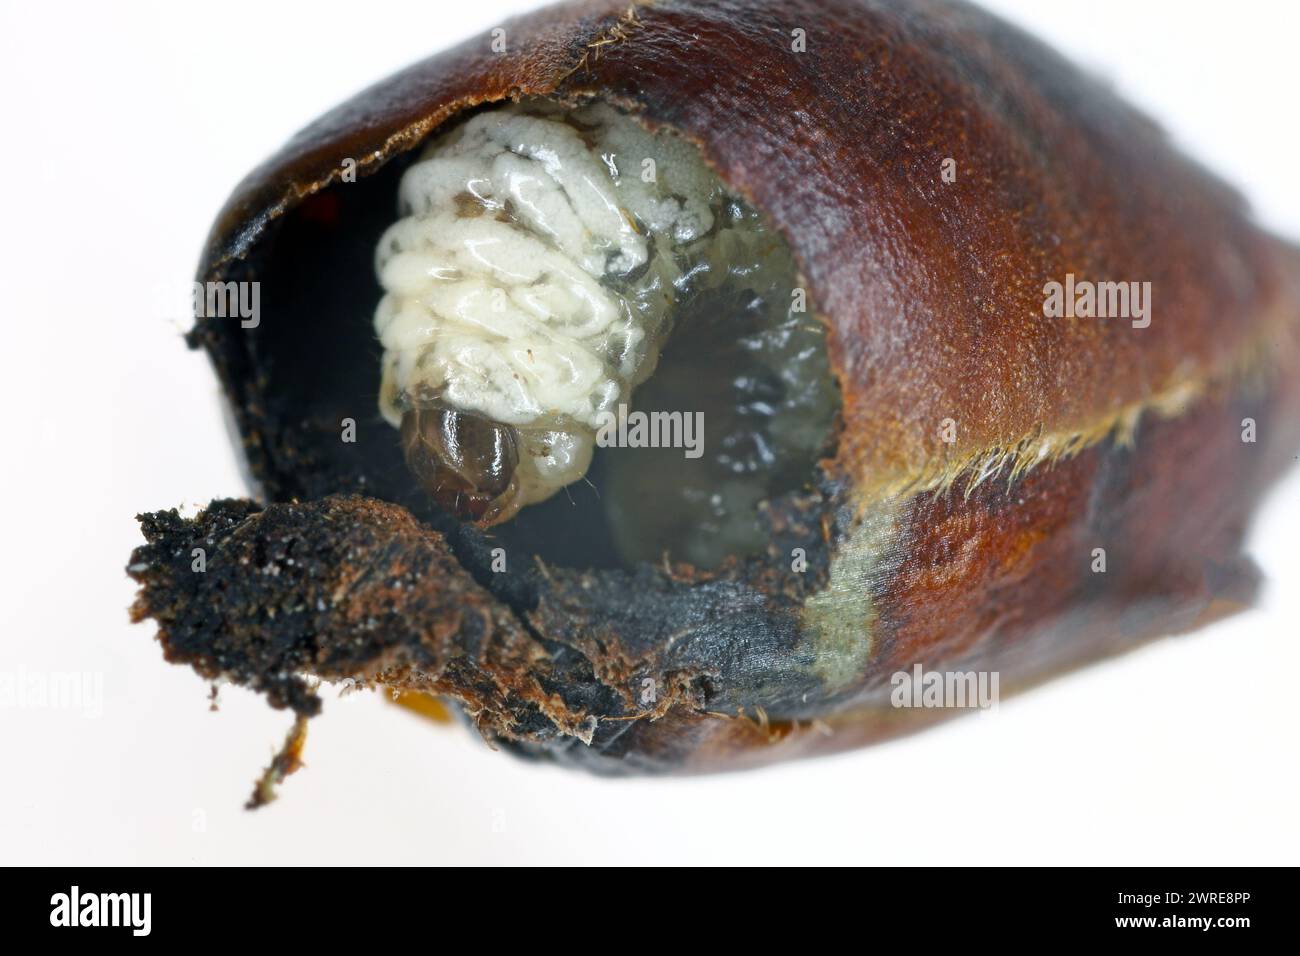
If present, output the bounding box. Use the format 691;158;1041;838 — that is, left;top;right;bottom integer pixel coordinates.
373;97;838;566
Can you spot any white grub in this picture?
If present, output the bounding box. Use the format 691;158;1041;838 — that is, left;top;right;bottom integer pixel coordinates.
373;98;739;521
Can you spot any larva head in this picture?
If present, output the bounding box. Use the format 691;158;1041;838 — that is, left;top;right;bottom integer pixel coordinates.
400;401;520;524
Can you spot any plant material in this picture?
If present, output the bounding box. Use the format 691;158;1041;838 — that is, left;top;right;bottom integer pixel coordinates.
128;0;1300;804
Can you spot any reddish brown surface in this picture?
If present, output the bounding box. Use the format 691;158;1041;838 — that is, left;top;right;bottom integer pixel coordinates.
204;0;1300;495
131;0;1300;792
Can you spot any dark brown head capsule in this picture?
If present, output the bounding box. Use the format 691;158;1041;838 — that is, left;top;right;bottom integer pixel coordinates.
400;402;519;523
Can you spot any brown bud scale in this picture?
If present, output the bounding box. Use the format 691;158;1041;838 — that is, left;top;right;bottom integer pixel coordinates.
128;0;1300;800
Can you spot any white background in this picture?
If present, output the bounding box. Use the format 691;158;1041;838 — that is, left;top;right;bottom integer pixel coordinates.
1;0;1296;865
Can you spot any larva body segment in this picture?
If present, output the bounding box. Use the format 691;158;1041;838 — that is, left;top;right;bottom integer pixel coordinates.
373;100;727;522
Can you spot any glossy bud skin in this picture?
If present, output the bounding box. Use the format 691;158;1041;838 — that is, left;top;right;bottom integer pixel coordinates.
131;0;1300;797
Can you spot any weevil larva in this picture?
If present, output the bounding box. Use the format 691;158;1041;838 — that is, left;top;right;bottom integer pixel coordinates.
373;99;838;564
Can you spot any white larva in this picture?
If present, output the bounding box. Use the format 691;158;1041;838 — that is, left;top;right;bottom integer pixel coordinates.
372;98;749;522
